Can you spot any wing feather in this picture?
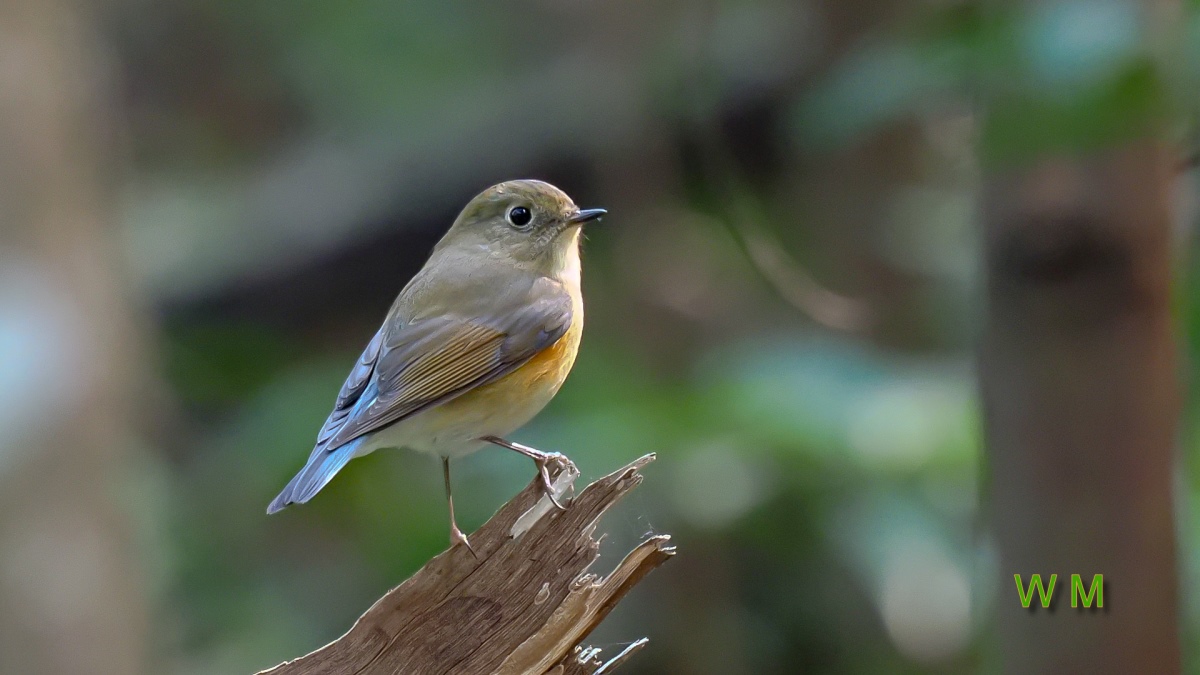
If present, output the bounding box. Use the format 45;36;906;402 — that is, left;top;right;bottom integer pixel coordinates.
337;326;384;409
321;286;573;450
303;326;384;457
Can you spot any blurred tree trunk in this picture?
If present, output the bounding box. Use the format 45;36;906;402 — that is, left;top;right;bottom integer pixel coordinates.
0;2;148;674
980;141;1182;671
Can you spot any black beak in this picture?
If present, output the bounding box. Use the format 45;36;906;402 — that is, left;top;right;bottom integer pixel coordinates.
569;208;607;224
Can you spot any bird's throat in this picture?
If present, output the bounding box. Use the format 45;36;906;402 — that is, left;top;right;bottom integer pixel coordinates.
549;228;583;287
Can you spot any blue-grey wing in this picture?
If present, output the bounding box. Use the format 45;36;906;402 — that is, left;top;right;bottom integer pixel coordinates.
313;326;384;449
267;279;572;514
323;285;573;450
267;325;386;513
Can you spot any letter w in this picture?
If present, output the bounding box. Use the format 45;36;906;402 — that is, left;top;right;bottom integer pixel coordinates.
1015;573;1057;609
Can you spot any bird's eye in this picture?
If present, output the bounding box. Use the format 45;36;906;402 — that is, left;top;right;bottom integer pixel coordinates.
507;206;532;228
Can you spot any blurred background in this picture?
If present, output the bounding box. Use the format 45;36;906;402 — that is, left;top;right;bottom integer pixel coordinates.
0;0;1195;673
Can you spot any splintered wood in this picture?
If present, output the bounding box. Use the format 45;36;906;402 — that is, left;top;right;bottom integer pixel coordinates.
258;454;672;675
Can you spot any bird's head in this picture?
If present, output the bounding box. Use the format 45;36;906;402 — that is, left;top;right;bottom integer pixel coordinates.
440;179;605;275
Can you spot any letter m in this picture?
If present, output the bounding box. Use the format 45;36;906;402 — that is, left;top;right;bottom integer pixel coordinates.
1072;574;1103;609
1015;573;1057;609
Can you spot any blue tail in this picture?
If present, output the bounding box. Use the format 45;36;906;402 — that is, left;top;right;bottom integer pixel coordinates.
266;438;363;514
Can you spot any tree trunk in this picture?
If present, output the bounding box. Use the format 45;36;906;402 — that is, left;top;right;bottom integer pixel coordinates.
980;141;1183;673
0;2;149;673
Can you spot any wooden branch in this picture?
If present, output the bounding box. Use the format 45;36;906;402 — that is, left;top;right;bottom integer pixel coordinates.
258;454;673;675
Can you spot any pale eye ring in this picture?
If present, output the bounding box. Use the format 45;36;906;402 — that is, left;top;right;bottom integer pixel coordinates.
506;205;532;229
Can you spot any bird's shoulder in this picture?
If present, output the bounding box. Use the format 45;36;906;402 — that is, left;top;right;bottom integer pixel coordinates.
388;252;572;332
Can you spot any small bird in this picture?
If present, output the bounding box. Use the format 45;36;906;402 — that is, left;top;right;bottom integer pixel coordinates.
267;180;604;550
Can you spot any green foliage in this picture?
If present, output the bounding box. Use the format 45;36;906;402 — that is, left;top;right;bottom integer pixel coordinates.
981;57;1170;165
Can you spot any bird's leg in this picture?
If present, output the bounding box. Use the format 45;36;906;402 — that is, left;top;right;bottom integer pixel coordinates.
481;436;569;510
443;457;476;557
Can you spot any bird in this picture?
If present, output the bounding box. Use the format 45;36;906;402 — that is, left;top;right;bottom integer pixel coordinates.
266;179;605;551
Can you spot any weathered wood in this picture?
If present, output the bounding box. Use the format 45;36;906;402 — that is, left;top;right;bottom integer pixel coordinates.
259;454;672;675
549;639;648;675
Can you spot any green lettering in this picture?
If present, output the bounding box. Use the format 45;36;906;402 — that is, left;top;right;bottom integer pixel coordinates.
1015;573;1057;609
1071;574;1103;608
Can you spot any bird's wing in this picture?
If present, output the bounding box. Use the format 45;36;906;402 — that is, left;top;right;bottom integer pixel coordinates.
321;284;573;450
312;325;386;449
267;325;387;513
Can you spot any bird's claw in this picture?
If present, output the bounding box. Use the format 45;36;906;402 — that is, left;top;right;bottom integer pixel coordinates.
450;525;478;559
479;436;572;510
536;454;569;511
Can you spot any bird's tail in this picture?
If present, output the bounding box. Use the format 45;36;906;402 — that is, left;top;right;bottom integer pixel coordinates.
266;438;363;514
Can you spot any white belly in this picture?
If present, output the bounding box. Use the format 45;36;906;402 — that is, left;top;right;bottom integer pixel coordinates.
356;382;559;459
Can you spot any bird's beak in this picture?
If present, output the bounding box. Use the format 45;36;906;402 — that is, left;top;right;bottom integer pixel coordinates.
569;208;607;224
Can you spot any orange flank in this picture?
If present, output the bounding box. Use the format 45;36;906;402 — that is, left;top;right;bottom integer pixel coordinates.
513;316;583;386
424;312;583;436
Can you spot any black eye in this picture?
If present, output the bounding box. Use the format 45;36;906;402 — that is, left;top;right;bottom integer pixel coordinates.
507;206;532;228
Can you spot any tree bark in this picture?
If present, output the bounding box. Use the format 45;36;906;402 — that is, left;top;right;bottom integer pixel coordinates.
0;2;149;674
980;142;1183;673
258;455;673;675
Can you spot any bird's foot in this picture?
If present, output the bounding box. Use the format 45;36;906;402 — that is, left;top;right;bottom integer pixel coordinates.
450;524;477;558
533;453;570;511
481;436;572;510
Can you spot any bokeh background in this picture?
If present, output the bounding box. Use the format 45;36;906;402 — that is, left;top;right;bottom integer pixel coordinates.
1;0;1196;673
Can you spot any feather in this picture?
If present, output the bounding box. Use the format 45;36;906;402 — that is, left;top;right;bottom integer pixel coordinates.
266;271;575;514
266;437;364;514
322;284;573;450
